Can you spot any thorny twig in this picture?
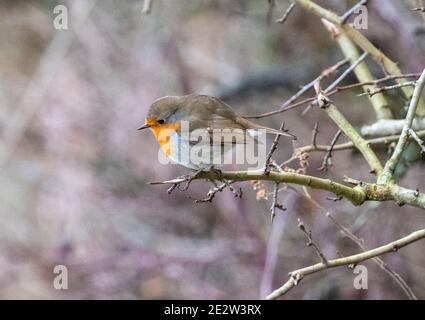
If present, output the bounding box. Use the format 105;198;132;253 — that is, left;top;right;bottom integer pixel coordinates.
358;81;417;97
264;122;287;174
297;218;328;264
318;129;342;171
269;182;286;223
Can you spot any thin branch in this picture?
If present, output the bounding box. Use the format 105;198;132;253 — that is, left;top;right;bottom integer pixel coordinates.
408;129;425;154
300;129;425;153
243;73;420;119
243;58;348;119
341;0;368;24
318;129;342;171
264;122;286;174
276;2;296;23
326;212;418;300
311;121;319;148
314;83;383;176
379;69;425;184
266;228;425;299
323;19;393;120
358;81;417;97
270;182;285;222
292;0;425;116
324;52;368;93
297;219;328;264
289;188;418;300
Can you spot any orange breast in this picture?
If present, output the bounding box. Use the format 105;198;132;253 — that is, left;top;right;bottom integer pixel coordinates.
147;119;181;157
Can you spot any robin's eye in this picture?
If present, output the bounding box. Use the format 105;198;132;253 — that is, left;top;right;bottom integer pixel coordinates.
157;119;165;124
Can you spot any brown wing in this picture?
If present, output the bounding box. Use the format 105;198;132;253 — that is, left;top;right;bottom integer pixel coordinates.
178;95;252;145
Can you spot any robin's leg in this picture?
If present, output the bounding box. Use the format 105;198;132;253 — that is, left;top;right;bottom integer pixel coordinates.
203;165;223;181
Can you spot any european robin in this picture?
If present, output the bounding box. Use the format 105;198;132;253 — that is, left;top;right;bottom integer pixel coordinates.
138;94;295;169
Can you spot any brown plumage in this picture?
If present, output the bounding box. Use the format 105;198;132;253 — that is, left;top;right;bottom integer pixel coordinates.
142;94;295;139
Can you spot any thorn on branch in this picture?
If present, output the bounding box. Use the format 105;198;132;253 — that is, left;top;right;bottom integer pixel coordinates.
326;196;343;202
270;182;286;223
264;122;287;174
318;129;342;171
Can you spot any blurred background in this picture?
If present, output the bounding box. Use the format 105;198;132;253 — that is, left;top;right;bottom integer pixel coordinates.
0;0;424;299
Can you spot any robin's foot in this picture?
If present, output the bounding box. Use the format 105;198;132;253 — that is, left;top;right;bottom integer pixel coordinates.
203;165;223;181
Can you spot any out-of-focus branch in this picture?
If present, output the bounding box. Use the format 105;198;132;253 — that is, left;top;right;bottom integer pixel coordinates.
361;119;425;136
322;20;393;120
142;0;154;14
292;0;425;116
314;85;383;176
266;228;425;299
358;81;417;97
276;2;296;24
379;69;425;184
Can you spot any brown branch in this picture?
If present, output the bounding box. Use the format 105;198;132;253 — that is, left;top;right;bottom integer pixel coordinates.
298;218;328;264
266;228;425;299
408;129;425;154
318;129;342;171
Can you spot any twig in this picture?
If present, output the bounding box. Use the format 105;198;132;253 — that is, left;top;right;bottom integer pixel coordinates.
269;183;286;222
190;180;236;203
341;0;368;24
314;81;384;176
318;129;342;171
292;0;425;115
266;228;425;299
297;218;328;264
243;73;420;119
358;81;417;97
311;121;319;148
264;122;286;174
326;212;418;300
379;69;425;184
281;130;425;169
287;188;418;300
324;52;368;93
243;58;348;119
408;129;425;154
276;2;296;23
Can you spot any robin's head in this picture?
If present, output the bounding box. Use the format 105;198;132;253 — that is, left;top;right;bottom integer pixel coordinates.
138;96;182;130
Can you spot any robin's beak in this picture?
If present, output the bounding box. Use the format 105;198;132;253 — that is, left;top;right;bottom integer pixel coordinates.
138;123;150;130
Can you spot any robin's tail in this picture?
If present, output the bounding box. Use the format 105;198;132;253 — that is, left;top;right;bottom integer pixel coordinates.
257;125;296;139
237;116;296;140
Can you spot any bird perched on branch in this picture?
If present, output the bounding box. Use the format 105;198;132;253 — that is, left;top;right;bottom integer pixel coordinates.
138;94;295;169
